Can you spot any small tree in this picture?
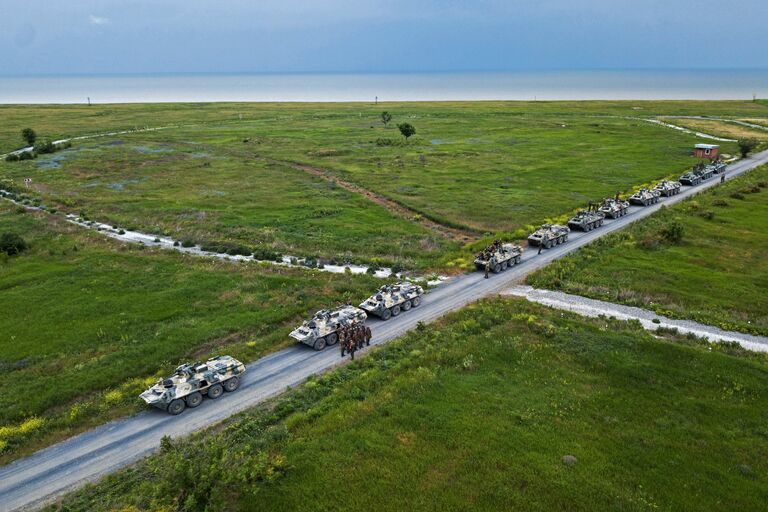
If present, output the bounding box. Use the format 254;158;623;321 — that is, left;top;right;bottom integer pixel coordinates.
737;138;758;158
381;111;392;126
398;122;416;141
21;128;36;146
0;232;28;256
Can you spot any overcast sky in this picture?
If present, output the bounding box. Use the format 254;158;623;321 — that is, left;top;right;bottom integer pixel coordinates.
2;0;767;76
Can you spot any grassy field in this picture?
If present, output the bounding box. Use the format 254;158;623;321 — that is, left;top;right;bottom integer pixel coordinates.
4;100;766;270
0;203;381;462
663;117;768;142
49;297;768;512
528;165;768;336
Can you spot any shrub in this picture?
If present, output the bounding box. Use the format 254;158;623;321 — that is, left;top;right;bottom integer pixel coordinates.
712;199;729;207
660;219;684;244
173;241;180;247
252;248;282;262
181;240;195;248
5;153;19;162
0;233;29;256
21;128;36;146
697;210;715;221
397;122;416;140
730;192;745;200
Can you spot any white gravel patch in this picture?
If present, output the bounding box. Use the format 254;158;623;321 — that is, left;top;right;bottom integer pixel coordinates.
504;285;768;352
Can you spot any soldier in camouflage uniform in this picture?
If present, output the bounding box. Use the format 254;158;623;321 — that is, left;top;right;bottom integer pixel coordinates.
365;325;372;346
339;325;348;358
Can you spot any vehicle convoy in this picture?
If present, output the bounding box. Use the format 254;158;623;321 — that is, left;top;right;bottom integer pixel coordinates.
629;188;661;206
290;305;367;350
473;240;523;273
359;282;424;320
567;205;605;231
528;224;570;248
599;197;630;218
654;180;682;197
140;356;246;415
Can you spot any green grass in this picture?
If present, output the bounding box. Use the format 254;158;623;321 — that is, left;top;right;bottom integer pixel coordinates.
0;203;382;462
5;100;767;270
528;165;768;336
1;140;450;269
49;298;768;512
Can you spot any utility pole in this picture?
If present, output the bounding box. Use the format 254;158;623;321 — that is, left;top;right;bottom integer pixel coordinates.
375;96;378;105
87;97;91;106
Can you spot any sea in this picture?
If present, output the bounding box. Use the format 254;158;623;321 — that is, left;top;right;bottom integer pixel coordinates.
0;69;766;104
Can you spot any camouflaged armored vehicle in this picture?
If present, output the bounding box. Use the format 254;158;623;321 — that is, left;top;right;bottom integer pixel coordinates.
653;180;682;197
629;188;661;206
599;198;630;218
473;241;523;273
680;164;713;186
567;207;604;231
678;170;702;186
528;224;570;249
290;305;367;350
359;282;424;320
140;355;246;415
706;161;727;175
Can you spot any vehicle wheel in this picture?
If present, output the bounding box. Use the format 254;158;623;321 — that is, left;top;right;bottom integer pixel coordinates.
411;296;421;307
207;383;224;399
544;241;551;249
326;332;338;345
515;255;521;264
402;300;412;311
501;260;508;270
313;337;327;351
185;392;203;408
381;308;392;320
167;399;185;415
493;264;501;273
224;377;239;392
391;305;401;317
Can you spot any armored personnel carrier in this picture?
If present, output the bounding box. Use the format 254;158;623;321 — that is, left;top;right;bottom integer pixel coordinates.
629;188;661;206
599;198;630;218
653;180;682;197
473;241;523;273
359;282;424;320
290;305;367;350
140;355;246;415
528;224;570;249
706;161;727;175
567;207;604;231
680;164;713;186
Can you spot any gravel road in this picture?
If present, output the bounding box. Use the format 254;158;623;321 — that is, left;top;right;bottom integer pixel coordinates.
504;285;768;351
2;149;768;511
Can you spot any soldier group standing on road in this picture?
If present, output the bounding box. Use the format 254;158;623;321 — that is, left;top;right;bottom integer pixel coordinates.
339;323;372;360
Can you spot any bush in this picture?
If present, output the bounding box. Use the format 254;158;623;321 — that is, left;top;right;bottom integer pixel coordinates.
252;248;282;262
181;239;196;248
730;192;745;200
5;153;20;162
0;233;29;256
660;219;684;244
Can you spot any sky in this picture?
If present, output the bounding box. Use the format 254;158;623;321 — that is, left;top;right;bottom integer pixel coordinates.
1;0;767;76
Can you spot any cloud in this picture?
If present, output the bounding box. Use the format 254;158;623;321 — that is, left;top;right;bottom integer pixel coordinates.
88;14;110;26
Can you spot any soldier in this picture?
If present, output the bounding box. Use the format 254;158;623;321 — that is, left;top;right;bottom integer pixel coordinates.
356;324;365;350
339;325;347;357
348;335;357;360
538;243;543;255
484;260;490;279
721;173;726;184
365;325;372;346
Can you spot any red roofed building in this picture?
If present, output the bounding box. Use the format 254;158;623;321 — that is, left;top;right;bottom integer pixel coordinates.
694;143;719;159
